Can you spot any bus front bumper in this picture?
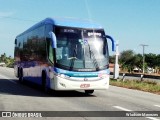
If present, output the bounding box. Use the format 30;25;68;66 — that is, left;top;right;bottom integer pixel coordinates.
50;75;110;90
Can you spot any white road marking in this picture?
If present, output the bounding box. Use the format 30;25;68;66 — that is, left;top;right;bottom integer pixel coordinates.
146;117;160;120
113;106;132;111
113;106;160;120
154;105;160;108
0;74;17;84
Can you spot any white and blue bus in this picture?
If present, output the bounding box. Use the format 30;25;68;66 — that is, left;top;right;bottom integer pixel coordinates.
14;18;115;94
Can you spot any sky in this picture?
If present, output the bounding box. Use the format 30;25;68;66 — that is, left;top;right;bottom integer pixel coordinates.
0;0;160;57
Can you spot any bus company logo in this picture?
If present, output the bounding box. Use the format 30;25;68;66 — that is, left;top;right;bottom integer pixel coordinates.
84;78;88;81
2;112;11;117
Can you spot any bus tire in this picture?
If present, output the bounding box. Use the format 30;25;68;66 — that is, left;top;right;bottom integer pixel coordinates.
19;68;24;83
85;90;94;95
17;67;20;77
42;72;49;93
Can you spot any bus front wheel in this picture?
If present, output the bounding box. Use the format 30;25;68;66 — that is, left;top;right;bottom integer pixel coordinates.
42;72;49;93
85;90;94;95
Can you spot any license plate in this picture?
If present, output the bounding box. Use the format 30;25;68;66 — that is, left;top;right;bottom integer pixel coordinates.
80;84;90;88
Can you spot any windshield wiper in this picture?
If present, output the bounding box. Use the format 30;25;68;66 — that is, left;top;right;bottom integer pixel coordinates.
88;43;100;71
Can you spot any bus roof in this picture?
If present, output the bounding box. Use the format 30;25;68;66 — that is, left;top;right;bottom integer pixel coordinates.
17;17;103;37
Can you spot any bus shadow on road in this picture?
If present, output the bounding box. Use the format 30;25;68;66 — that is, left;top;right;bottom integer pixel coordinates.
48;90;96;97
0;79;95;97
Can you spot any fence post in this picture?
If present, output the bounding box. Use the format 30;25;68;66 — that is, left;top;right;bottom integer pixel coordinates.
141;74;144;81
122;73;125;81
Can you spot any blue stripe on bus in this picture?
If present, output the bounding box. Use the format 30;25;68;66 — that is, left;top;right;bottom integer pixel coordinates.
53;67;110;77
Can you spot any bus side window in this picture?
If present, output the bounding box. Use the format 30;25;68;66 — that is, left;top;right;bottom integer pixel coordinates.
15;39;17;45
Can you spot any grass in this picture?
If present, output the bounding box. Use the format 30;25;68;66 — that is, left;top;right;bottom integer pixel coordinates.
110;79;160;95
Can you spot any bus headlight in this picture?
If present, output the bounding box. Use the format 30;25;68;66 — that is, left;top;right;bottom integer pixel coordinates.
50;72;54;79
98;73;109;78
57;73;70;79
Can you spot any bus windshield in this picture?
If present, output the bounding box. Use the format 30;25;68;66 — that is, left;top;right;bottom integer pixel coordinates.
54;26;109;71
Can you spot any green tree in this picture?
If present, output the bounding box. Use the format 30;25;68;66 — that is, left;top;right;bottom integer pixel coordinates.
119;50;135;72
155;54;160;73
109;55;115;63
156;54;160;67
145;53;157;68
0;53;6;62
134;54;143;70
0;53;14;68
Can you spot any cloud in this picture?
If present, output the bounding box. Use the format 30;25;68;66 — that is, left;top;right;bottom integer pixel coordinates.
0;11;15;17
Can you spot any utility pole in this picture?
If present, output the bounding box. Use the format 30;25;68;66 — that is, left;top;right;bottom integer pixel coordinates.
113;41;119;79
140;44;148;74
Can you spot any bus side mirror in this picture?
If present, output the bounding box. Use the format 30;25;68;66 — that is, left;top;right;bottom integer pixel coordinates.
15;39;17;45
106;35;115;52
49;32;57;48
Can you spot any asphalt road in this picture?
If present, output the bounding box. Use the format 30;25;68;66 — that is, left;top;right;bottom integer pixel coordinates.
0;67;159;120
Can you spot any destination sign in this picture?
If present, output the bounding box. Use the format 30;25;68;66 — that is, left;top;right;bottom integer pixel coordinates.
88;32;102;37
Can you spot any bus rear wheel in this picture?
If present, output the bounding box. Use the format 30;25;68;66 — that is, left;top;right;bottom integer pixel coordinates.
19;69;24;83
85;90;94;95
